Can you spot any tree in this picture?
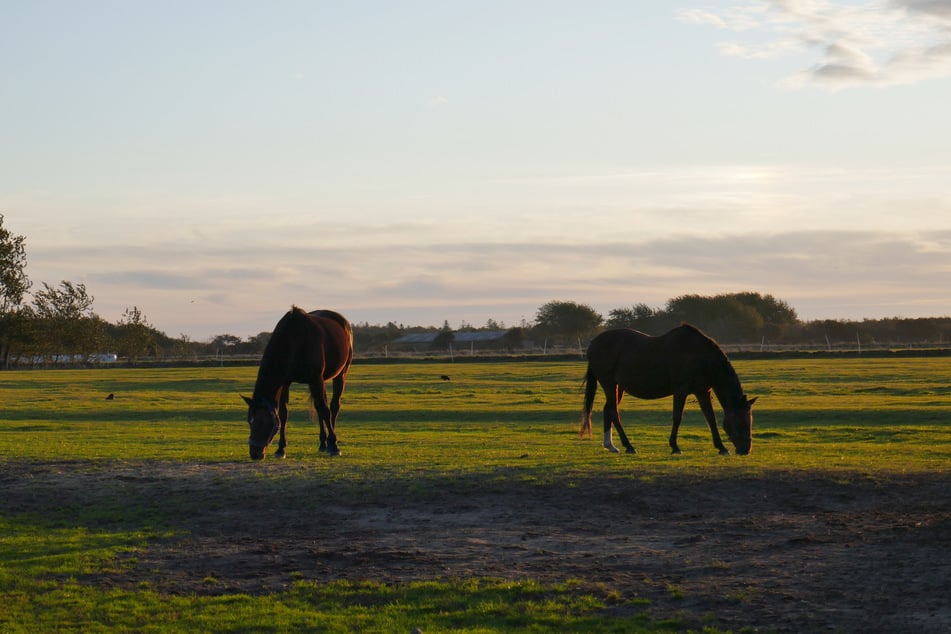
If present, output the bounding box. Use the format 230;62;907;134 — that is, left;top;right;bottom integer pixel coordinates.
661;292;800;342
117;306;155;364
352;321;403;353
731;292;798;339
245;332;272;354
606;303;658;331
211;334;242;351
0;215;32;367
173;333;194;360
0;214;30;315
433;321;455;349
29;281;102;362
31;281;94;320
502;327;527;350
534;300;603;346
665;293;763;341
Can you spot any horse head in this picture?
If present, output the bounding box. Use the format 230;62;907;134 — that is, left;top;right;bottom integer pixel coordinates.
723;396;757;455
243;395;280;460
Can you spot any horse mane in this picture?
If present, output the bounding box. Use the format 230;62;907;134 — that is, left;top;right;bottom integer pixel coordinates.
678;323;745;406
258;307;316;365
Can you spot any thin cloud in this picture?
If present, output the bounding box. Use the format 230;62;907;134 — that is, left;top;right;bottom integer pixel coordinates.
678;0;951;89
677;5;767;30
678;8;730;28
899;0;951;20
28;229;951;338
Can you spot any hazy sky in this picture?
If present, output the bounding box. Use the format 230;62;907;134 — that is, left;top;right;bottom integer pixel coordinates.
3;1;950;340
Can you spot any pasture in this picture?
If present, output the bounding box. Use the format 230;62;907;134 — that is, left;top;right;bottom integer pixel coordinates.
1;356;949;632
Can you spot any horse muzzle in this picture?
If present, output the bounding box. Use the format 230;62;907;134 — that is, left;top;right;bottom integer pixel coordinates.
248;426;277;460
249;446;266;460
249;438;270;460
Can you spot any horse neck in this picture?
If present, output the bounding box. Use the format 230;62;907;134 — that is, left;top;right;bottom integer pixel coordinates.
708;359;745;411
251;349;287;402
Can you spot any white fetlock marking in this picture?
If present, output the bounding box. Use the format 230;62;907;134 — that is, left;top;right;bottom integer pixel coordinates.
603;431;619;453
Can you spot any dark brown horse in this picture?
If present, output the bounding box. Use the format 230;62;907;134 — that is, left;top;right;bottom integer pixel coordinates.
243;307;353;460
581;324;756;455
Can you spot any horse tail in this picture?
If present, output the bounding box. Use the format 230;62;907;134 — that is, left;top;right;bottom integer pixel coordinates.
580;365;598;439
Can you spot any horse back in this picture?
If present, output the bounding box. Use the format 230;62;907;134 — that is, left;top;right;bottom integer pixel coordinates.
586;326;720;399
304;309;353;379
308;309;352;340
266;307;352;383
587;329;668;397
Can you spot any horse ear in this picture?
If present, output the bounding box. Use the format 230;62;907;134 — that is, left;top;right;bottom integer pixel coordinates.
241;395;253;407
747;396;758;407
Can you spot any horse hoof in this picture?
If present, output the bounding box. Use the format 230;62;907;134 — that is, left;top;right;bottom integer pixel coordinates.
671;448;682;455
328;448;341;457
625;447;637;454
605;445;620;453
275;450;286;459
719;449;731;456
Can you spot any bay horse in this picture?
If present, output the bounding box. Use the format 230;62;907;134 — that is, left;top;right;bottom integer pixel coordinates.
581;324;756;455
243;307;353;460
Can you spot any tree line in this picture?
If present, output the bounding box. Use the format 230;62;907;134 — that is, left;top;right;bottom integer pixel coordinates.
2;215;949;366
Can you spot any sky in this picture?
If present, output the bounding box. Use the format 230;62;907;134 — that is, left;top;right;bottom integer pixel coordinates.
2;0;950;341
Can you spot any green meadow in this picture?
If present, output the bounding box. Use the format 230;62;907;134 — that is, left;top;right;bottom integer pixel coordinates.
1;356;949;632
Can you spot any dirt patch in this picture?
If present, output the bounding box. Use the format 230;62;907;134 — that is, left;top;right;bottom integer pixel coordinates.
7;462;950;632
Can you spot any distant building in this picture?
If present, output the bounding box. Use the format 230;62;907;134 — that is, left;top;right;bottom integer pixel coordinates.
454;331;510;344
392;333;440;345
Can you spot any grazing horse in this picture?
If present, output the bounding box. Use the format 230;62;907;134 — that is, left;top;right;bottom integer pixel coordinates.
581;324;756;455
243;307;353;460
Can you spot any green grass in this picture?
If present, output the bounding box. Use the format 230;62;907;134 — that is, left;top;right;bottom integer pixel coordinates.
1;357;949;632
5;358;946;471
0;571;663;633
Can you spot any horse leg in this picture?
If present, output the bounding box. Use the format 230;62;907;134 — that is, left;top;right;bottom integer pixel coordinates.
669;393;688;454
697;390;729;455
611;390;637;454
311;382;338;456
315;403;328;452
275;386;290;459
600;383;620;453
308;385;328;452
601;385;636;454
601;404;618;452
329;373;345;430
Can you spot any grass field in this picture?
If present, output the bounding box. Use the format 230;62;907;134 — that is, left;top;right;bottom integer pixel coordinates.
1;356;949;632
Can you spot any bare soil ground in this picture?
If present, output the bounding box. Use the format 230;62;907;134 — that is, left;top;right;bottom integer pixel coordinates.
8;462;950;633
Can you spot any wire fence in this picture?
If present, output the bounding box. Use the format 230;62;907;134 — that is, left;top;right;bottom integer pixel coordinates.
14;339;949;369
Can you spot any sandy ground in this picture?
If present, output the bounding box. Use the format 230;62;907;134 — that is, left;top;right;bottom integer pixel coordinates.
7;461;943;633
